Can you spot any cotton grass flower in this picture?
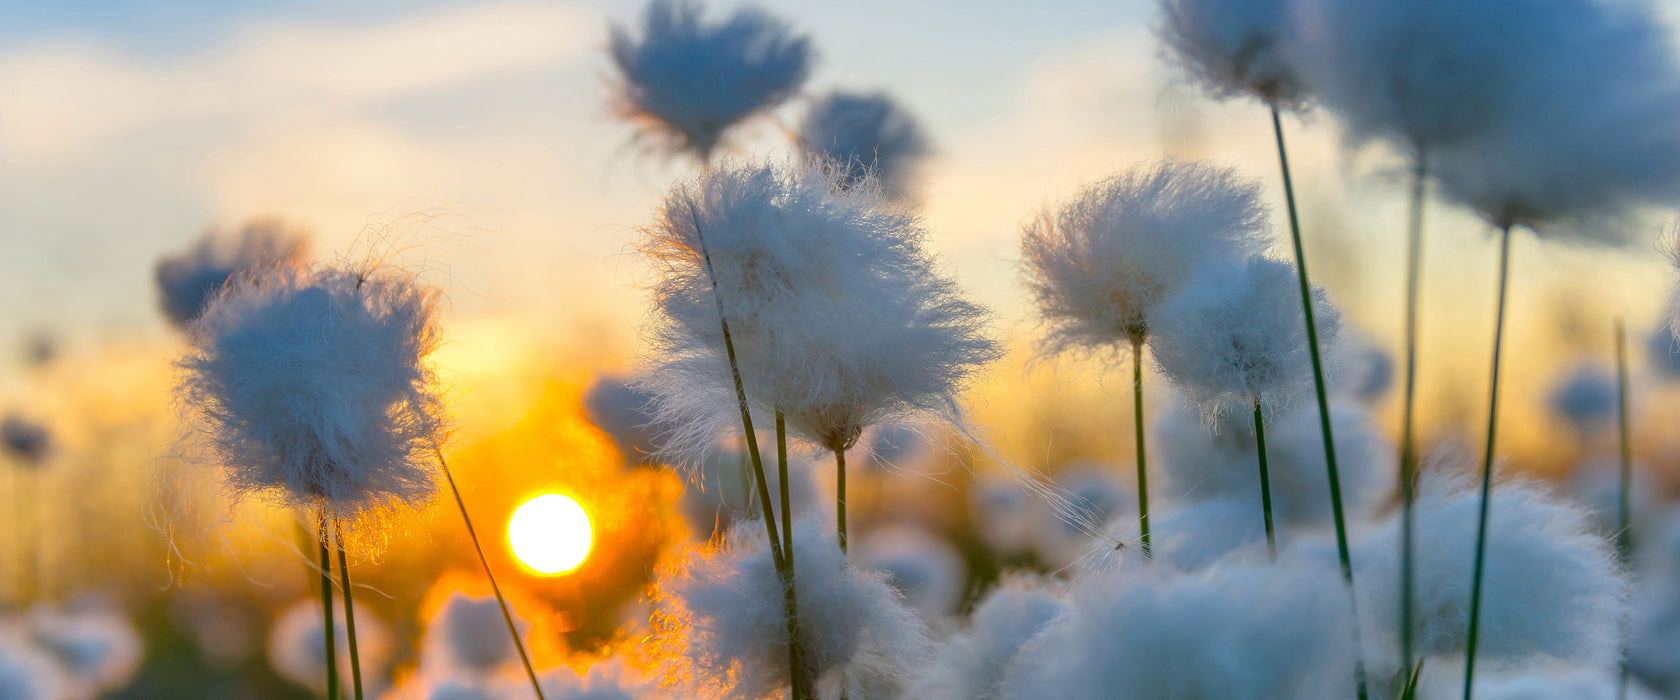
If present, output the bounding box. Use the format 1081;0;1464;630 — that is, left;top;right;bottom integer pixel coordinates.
608;0;811;161
154;219;310;328
799;92;929;195
28;603;142;697
422;592;533;676
540;657;668;700
1157;0;1308;109
0;631;65;700
0;414;50;468
582;373;661;465
1550;362;1624;432
178;263;447;523
906;574;1066;700
268;598;393;696
1353;472;1625;668
854;525;967;623
1150;255;1340;415
998;561;1357;700
651;517;932;698
1473;667;1662;700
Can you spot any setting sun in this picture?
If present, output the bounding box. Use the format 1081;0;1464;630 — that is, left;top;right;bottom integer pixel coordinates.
508;493;593;575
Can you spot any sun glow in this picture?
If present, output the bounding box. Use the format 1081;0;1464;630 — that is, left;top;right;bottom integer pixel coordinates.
508;493;593;575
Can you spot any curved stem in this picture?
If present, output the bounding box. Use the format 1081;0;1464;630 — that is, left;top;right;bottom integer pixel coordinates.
438;454;547;700
333;520;364;700
1253;400;1277;562
1272;104;1368;700
1130;337;1152;559
835;448;848;554
1463;224;1514;699
315;511;339;700
1399;148;1427;675
1615;319;1633;700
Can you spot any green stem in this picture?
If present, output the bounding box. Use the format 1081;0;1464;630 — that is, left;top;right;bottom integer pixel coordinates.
1272;104;1368;700
1253;400;1277;562
438;454;547;700
774;414;811;699
835;448;848;554
1131;337;1151;560
1463;224;1514;700
316;512;339;700
333;520;364;700
1399;148;1427;675
1615;319;1632;700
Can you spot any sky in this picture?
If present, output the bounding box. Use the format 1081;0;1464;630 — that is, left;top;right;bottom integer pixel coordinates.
2;0;1679;465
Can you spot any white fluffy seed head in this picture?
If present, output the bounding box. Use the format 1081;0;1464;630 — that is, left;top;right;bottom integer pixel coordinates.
608;0;811;160
28;604;142;694
1549;361;1619;430
799;92;930;196
999;562;1357;700
178;263;448;522
0;630;65;700
651;517;933;699
1354;470;1626;666
1020;159;1271;354
1;414;51;469
1158;0;1309;108
267;598;394;695
582;373;661;464
1474;667;1663;700
155;220;311;328
854;525;968;623
907;574;1067;700
422;592;529;675
540;657;668;700
1149;255;1339;414
635;159;999;467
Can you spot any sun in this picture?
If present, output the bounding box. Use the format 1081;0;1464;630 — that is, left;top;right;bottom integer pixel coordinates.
507;493;593;575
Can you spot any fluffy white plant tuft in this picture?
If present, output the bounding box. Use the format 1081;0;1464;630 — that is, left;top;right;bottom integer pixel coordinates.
1473;667;1663;700
422;592;530;676
652;517;933;699
799;92;929;195
582;373;661;464
998;561;1357;699
178;263;449;522
154;220;310;328
28;603;143;696
907;574;1067;700
1158;0;1308;108
608;0;810;160
1150;255;1339;415
540;657;669;700
0;629;65;700
853;525;968;623
635;158;998;466
1353;470;1626;668
267;598;394;696
1020;159;1270;355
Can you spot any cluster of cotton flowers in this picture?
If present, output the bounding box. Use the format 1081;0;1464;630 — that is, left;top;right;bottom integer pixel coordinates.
267;597;393;696
178;262;449;523
608;0;810;160
905;575;1066;700
799;92;929;195
0;600;142;700
154;220;311;329
651;518;932;698
1158;0;1307;110
852;525;968;625
635;158;998;465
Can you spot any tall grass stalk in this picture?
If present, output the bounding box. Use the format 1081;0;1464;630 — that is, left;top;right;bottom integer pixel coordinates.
437;454;547;700
1253;400;1277;562
1615;318;1632;700
691;209;812;700
835;446;848;554
315;511;340;700
1130;337;1152;560
333;519;365;700
1462;223;1514;699
1399;149;1428;677
1270;104;1368;700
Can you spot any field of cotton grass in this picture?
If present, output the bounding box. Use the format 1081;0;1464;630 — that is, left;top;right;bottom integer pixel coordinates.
10;0;1680;698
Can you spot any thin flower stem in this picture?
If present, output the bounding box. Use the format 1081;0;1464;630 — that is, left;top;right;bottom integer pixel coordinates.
316;511;339;700
1130;337;1152;560
1615;318;1633;700
1463;223;1514;700
333;519;365;700
835;448;848;554
1399;148;1428;675
1271;104;1368;700
437;453;547;700
688;203;811;699
774;413;812;700
1253;400;1277;562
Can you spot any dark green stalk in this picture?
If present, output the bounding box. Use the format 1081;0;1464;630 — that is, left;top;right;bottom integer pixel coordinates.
333;520;364;700
835;448;848;554
774;413;811;700
1615;319;1632;700
316;512;339;700
1462;224;1514;699
1253;400;1277;562
1399;148;1428;675
1131;337;1151;560
1271;104;1368;700
438;455;547;700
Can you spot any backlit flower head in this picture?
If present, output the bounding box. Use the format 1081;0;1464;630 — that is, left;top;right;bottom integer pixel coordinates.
154;219;310;328
799;92;930;195
1020;159;1270;354
609;0;811;160
178;263;448;523
907;574;1067;700
582;373;662;465
28;603;142;697
1158;0;1309;108
268;598;393;696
